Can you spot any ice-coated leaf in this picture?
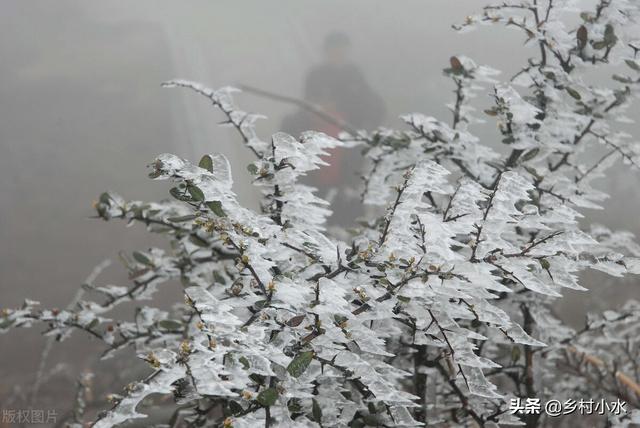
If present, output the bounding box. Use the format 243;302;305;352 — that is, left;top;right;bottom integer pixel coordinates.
206;200;227;217
286;351;314;378
188;185;205;202
132;251;152;266
312;398;322;423
199;154;214;173
158;319;183;330
256;387;279;407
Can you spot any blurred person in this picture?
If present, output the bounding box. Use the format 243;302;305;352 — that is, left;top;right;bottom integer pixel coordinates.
281;32;386;225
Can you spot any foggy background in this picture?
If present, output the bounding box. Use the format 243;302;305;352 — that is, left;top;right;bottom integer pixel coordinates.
1;0;638;423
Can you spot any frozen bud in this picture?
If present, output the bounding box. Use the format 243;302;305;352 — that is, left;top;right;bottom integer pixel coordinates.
354;287;368;300
146;352;161;369
180;340;192;356
231;282;243;296
106;394;122;404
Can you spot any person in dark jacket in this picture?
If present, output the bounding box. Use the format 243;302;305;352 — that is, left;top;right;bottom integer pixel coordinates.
281;32;386;225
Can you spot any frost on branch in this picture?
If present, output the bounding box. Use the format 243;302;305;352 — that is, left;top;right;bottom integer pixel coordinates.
3;1;640;427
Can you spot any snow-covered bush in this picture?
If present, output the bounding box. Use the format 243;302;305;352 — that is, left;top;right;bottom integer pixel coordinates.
3;1;640;426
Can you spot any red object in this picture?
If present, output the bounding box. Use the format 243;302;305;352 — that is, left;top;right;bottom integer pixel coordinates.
315;112;345;186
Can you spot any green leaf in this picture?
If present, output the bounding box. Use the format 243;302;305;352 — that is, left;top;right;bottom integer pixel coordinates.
189;235;209;248
199;155;214;173
239;356;250;369
213;271;226;285
249;373;265;385
592;40;608;50
247;163;259;175
511;346;522;363
362;414;381;426
613;74;633;84
206;201;227;217
188;185;205;202
256;387;278;407
566;87;581;100
604;24;617;46
577;25;588;49
0;318;14;330
539;258;551;270
287;351;314;378
449;56;464;74
312;398;322;423
287;398;302;413
351;419;366;428
285;315;306;327
99;192;111;204
334;314;348;325
524;166;542;181
169;187;191;202
158;319;183;330
228;400;243;416
625;59;640;72
521;148;540;162
132;251;152;266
